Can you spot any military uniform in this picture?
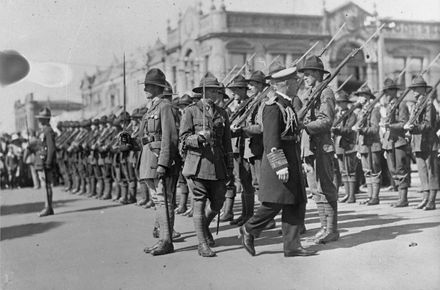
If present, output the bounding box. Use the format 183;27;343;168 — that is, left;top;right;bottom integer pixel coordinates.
355;87;382;205
140;68;179;256
381;78;411;207
332;91;358;203
299;56;338;244
406;77;439;210
34;107;57;217
180;73;233;257
240;75;316;257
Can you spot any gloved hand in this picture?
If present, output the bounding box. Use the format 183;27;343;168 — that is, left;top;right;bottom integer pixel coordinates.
276;167;289;183
156;165;167;179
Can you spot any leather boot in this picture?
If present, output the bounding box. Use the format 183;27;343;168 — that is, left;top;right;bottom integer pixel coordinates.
219;197;234;222
415;191;429;209
360;183;372;205
118;184;129;204
391;188;409;207
136;182;148;206
315;201;339;244
175;187;188;214
313;202;327;240
72;175;80;194
93;178;104;198
88;177;96;196
150;205;174;256
100;179;113;200
367;183;380;205
239;225;255;256
346;181;356;203
193;199;216;257
127;181;137;204
424;190;437;210
339;181;350;203
205;209;217;247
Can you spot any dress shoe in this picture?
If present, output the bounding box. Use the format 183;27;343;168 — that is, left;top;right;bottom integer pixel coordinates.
127;197;136;204
144;240;161;253
101;194;112;200
198;243;216;257
284;247;318;257
39;207;54;217
239;225;255;256
315;231;339;244
150;240;174;256
424;201;436;210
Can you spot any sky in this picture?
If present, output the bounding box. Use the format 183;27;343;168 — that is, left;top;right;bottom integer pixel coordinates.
1;0;439;132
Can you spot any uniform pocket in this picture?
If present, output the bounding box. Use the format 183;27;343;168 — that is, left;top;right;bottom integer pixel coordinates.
182;150;201;177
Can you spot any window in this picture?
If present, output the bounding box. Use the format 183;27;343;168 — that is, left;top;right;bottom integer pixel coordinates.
230;53;246;68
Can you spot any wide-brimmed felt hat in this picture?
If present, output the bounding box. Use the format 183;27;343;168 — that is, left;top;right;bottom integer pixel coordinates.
335;90;353;103
354;86;375;99
177;93;192;107
100;115;108;123
246;71;268;85
143;68;167;88
118;111;131;122
227;75;248;89
193;72;223;93
298;55;330;74
92;118;100;126
408;76;432;90
382;78;401;91
36;107;52;119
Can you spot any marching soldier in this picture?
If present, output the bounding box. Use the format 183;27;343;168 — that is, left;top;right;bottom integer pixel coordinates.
404;76;439;210
89;115;108;198
239;67;317;257
82;118;101;196
225;75;254;224
380;78;410;207
34;107;57;217
180;72;234;257
139;68;179;256
298;55;339;244
352;86;382;205
98;114;117;200
332;91;358;203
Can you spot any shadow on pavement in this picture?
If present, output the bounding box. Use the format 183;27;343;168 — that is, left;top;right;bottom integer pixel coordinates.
0;199;80;216
56;203;125;215
317;221;440;251
0;221;63;241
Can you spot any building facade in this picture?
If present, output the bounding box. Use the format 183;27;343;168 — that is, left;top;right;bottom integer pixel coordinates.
14;93;83;134
80;1;440;114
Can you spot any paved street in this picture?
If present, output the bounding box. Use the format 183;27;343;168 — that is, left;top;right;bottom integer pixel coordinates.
1;173;439;290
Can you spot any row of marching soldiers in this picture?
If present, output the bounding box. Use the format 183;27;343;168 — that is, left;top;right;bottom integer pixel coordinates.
36;53;440;258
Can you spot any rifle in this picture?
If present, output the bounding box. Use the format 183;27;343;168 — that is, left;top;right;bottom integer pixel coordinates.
357;93;384;129
319;23;346;57
333;102;362;128
406;78;440;126
231;41;321;126
385;52;440;124
298;24;385;121
221;65;237;84
336;74;353;92
224;53;256;87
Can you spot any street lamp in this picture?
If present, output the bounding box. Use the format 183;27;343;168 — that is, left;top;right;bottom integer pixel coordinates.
364;15;396;91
